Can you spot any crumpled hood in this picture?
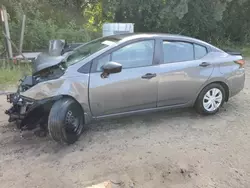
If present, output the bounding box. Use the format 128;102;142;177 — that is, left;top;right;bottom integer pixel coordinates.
33;52;70;74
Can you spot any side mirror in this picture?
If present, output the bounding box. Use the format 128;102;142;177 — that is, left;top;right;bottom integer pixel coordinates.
102;61;122;74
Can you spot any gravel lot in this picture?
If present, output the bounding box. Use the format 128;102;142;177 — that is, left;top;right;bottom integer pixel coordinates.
0;60;250;188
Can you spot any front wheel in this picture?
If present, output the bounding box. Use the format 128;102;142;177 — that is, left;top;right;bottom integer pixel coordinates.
195;83;226;115
48;98;84;144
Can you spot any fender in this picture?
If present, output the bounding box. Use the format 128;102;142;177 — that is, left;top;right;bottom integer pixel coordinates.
193;67;230;104
20;76;92;124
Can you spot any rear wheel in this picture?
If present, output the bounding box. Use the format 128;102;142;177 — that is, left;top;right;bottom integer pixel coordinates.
195;83;226;115
48;97;84;144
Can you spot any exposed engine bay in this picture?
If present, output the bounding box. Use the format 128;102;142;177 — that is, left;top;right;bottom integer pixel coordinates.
20;62;67;92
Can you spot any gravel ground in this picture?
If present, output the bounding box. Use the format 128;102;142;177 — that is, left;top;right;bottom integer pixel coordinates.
0;60;250;188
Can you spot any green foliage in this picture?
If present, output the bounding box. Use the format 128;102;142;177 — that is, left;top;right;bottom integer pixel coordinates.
1;0;250;53
82;2;103;39
1;0;93;52
10;18;91;51
241;47;250;57
100;0;250;44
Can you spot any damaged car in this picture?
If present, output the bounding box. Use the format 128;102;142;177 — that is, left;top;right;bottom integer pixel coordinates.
5;33;245;144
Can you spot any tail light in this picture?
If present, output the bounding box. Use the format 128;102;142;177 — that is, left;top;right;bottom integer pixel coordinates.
234;59;245;68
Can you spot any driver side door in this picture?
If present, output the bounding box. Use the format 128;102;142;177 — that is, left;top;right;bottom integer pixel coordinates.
89;39;159;117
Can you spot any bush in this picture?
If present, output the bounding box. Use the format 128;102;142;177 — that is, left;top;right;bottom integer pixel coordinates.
1;0;96;52
9;14;92;51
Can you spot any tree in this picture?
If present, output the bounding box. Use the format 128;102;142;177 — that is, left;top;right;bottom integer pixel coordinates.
1;0;249;52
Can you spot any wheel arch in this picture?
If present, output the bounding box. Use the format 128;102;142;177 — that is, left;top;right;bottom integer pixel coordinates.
39;95;87;124
59;94;86;123
212;81;229;102
195;80;230;103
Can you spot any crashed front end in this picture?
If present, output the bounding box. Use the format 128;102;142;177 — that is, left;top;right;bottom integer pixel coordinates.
5;52;68;131
4;64;90;135
6;90;35;127
5;77;62;132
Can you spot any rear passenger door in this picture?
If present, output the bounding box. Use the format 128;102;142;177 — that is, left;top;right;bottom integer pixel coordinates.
157;40;214;107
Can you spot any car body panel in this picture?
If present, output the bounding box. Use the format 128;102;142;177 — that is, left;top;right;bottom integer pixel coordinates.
194;53;245;100
20;71;93;124
33;53;68;73
88;38;161;117
155;38;221;107
94;101;193;120
15;33;245;125
89;66;159;117
157;58;214;106
228;68;245;97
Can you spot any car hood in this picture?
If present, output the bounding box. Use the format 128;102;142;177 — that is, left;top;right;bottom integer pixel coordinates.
33;52;70;74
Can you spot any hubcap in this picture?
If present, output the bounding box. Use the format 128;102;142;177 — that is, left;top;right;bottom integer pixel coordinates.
203;88;223;112
65;110;80;132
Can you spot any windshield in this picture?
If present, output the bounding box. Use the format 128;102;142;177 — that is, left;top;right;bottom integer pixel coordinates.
66;37;120;66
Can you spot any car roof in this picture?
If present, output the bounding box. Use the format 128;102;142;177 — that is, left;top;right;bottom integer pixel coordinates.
106;33;215;49
108;33;197;41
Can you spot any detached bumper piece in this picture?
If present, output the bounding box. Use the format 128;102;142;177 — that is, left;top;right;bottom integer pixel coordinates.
6;93;27;121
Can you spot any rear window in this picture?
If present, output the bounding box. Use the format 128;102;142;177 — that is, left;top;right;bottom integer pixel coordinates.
163;41;194;63
194;44;207;59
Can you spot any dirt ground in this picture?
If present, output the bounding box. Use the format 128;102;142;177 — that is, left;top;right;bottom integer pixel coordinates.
1;61;250;188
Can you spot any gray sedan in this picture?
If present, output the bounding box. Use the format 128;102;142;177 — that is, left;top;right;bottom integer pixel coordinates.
6;33;246;144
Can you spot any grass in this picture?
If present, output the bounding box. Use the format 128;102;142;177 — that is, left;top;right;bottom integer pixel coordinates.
241;47;250;57
0;60;32;89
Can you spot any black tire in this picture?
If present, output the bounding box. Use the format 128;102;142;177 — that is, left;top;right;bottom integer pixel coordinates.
48;97;84;144
195;83;226;115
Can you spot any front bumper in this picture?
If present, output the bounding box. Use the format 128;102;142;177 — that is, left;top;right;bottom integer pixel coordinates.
5;93;34;122
5;92;61;130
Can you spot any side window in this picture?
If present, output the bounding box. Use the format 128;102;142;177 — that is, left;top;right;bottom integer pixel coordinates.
163;41;194;63
111;40;155;69
194;44;207;59
96;54;110;71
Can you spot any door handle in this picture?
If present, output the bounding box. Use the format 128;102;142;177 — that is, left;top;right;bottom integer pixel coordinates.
199;62;211;67
141;73;157;79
